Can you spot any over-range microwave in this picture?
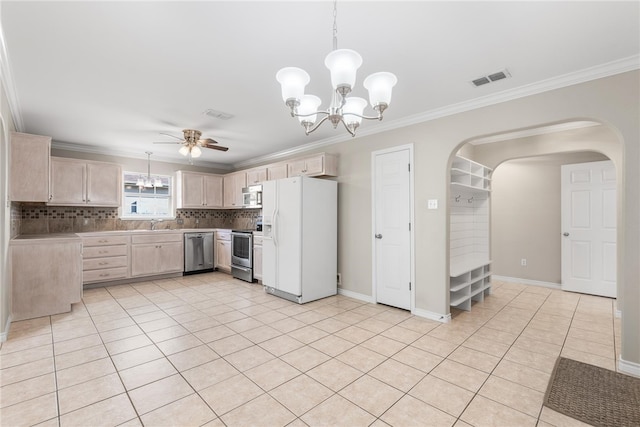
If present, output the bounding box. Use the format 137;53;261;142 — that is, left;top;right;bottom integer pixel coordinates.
242;184;262;208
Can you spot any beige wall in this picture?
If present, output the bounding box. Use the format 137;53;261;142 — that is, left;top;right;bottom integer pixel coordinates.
280;71;639;368
489;152;607;283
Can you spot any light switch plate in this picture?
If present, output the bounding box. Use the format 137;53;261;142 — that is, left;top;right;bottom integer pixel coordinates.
428;199;438;209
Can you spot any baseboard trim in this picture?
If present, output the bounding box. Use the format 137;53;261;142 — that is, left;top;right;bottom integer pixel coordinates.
412;307;451;323
618;357;640;378
492;275;561;290
337;288;375;304
1;314;13;343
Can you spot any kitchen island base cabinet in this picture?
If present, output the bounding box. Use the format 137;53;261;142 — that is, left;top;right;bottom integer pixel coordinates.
10;237;83;321
131;233;183;277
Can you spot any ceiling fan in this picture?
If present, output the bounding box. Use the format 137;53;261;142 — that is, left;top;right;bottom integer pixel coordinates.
154;129;229;160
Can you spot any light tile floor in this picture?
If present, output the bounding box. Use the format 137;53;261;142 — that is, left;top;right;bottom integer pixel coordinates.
0;274;621;427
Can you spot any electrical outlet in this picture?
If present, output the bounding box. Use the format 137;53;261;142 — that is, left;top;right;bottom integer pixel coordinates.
337;273;342;286
521;258;527;266
428;199;438;209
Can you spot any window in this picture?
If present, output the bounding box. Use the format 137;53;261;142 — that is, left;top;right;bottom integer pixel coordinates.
121;171;173;219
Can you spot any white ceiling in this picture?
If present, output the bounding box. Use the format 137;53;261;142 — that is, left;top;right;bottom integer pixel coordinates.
2;1;638;169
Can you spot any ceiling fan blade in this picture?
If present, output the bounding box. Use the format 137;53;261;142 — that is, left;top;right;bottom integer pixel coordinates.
152;141;183;144
159;132;184;141
203;143;229;152
199;137;219;145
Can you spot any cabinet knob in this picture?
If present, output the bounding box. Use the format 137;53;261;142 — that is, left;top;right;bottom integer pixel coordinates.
563;232;570;237
375;234;383;239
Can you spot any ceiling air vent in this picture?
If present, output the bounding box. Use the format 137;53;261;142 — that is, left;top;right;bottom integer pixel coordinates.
470;69;511;87
203;109;234;120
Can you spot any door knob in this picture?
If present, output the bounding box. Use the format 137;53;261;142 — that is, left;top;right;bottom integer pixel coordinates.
375;234;383;239
563;232;570;237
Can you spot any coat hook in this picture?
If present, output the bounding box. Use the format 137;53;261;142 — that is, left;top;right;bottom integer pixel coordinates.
455;195;461;202
468;196;474;203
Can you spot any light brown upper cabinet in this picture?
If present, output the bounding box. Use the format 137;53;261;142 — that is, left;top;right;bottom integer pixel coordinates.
267;163;288;181
176;171;223;208
49;157;122;206
287;153;338;177
10;132;51;202
246;167;267;185
223;171;247;208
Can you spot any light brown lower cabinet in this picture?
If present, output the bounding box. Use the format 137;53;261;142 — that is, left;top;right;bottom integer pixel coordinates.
10;236;83;321
130;233;184;277
253;235;263;281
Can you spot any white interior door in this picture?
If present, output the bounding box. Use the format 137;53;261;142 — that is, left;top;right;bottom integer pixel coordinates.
373;147;412;310
561;160;616;298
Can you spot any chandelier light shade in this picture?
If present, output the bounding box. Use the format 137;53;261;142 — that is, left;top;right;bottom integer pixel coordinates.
297;95;322;125
276;1;397;137
276;67;310;105
324;49;362;94
342;97;367;126
363;72;398;111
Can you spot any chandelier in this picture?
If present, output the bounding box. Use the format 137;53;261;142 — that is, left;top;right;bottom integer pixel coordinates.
137;151;162;189
276;1;397;137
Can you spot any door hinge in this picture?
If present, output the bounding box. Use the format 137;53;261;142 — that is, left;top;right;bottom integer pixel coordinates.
408;163;410;172
409;282;412;290
409;222;411;231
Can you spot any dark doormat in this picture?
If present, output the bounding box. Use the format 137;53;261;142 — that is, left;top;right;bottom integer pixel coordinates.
543;357;640;427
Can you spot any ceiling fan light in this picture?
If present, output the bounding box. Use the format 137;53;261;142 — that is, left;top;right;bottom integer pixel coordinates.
324;49;362;94
297;94;322;125
191;145;202;158
342;97;367;125
179;146;190;156
276;67;310;104
363;72;397;109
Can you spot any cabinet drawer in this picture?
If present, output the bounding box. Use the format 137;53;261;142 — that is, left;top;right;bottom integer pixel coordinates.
83;245;127;258
131;233;182;244
82;235;129;247
83;256;128;271
83;267;128;283
215;231;231;241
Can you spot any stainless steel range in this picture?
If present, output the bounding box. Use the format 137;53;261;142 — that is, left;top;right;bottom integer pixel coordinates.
231;230;254;282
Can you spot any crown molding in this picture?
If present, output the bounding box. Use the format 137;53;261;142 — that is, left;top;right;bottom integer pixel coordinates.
52;140;234;171
0;11;24;132
235;54;639;169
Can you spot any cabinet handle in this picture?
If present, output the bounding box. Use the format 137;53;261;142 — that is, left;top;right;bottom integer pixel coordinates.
99;262;108;265
99;273;110;277
99;250;107;254
99;239;107;243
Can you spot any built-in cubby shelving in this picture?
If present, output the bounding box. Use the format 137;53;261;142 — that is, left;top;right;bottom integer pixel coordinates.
449;155;492;312
450;156;492;191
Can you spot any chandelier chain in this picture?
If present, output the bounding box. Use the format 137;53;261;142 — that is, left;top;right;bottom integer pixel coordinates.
332;0;338;51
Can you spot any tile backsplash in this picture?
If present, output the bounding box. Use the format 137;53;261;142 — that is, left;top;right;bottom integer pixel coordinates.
17;204;262;234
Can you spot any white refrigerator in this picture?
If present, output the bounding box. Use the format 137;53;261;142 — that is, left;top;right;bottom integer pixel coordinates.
262;176;337;303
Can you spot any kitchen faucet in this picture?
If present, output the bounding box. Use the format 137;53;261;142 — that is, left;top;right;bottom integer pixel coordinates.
150;219;163;230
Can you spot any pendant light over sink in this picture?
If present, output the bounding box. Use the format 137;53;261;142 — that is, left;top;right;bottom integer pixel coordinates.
276;0;397;137
137;151;162;189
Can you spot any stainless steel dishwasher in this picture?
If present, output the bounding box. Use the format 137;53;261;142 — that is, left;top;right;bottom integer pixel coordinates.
184;232;214;275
